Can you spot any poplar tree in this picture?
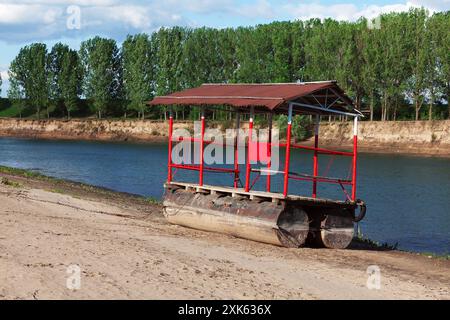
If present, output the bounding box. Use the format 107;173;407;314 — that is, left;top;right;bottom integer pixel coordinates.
79;37;122;119
9;43;48;119
122;33;154;119
48;43;82;119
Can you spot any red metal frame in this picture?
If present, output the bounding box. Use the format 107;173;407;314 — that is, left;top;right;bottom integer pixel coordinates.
166;104;360;203
245;107;254;192
351;117;358;201
167;110;173;183
199;109;205;186
234;111;240;188
266;113;272;192
312;115;319;198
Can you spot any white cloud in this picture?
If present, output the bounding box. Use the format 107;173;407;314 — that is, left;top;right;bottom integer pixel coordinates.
0;70;8;81
0;4;62;24
409;0;450;12
234;0;275;19
0;1;448;43
283;1;450;21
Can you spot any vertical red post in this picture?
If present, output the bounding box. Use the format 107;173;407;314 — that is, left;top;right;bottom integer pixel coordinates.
283;104;293;197
167;107;173;183
245;107;254;192
199;107;205;186
234;111;240;188
266;113;273;192
312;114;320;198
351;116;358;201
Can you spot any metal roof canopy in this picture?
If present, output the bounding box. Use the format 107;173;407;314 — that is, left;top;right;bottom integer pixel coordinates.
148;81;363;117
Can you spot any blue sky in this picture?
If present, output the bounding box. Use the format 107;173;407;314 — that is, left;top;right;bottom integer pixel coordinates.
1;0;449;96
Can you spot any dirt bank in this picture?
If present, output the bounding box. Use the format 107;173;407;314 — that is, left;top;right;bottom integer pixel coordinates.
0;118;449;156
0;171;449;300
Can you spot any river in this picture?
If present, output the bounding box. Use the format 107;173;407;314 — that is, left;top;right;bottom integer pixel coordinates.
0;137;449;255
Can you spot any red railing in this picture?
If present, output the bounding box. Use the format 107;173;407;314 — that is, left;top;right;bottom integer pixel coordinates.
166;107;359;202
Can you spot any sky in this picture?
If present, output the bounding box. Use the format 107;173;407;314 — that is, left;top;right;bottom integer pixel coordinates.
0;0;449;96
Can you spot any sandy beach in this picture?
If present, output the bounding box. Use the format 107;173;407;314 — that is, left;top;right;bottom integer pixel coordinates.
0;171;449;300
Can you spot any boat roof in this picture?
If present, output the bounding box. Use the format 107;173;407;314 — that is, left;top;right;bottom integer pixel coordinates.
148;81;362;117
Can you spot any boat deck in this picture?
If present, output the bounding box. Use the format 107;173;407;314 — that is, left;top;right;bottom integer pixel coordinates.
165;181;355;208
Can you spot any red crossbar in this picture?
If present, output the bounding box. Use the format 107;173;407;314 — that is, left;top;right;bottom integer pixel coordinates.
171;164;237;174
277;143;353;157
288;174;352;185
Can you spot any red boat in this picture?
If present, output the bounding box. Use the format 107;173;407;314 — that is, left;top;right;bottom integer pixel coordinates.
148;81;366;249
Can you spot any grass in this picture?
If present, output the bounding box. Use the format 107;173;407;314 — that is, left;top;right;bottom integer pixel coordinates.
146;196;161;204
0;105;22;118
47;188;65;194
0;165;47;179
353;228;398;251
0;177;23;188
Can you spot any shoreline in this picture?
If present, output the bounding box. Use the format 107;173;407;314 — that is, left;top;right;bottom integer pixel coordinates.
1;133;449;159
0;165;448;258
0;166;449;299
0;118;449;158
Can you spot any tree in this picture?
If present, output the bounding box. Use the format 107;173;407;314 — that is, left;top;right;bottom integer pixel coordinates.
361;18;381;121
406;8;429;121
9;43;49;119
377;13;411;121
429;12;450;119
48;43;82;119
122;34;154;119
154;27;187;120
7;77;26;118
80;37;122;118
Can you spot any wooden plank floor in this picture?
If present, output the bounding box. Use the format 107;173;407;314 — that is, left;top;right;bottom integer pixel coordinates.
164;181;354;207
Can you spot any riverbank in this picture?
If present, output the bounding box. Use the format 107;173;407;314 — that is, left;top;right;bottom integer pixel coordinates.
0;167;449;299
0;118;449;157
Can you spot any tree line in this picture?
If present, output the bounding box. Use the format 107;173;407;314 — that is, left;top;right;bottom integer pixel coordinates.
6;8;450;121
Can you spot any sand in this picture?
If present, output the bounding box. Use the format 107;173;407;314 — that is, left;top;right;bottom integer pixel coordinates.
0;173;449;300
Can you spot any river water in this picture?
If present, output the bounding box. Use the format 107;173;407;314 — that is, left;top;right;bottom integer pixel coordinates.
0;137;449;254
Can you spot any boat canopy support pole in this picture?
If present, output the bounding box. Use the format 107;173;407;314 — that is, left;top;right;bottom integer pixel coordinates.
283;103;293;197
266;113;273;192
234;110;240;188
312;114;320;198
352;116;358;201
199;106;205;186
245;106;254;192
167;106;173;183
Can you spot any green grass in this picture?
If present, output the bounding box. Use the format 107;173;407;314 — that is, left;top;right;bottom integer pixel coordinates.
145;196;161;204
0;105;22;117
0;177;23;188
0;165;46;179
354;229;398;250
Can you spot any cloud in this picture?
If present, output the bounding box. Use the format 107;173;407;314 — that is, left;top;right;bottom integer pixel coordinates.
0;70;8;81
283;1;450;21
0;1;192;43
0;0;449;44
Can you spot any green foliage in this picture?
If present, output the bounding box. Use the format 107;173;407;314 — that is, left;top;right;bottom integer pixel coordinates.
9;43;49;119
4;10;450;120
122;34;154;119
276;115;288;139
48;43;82;119
80;37;122;118
276;114;312;141
292;115;313;141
